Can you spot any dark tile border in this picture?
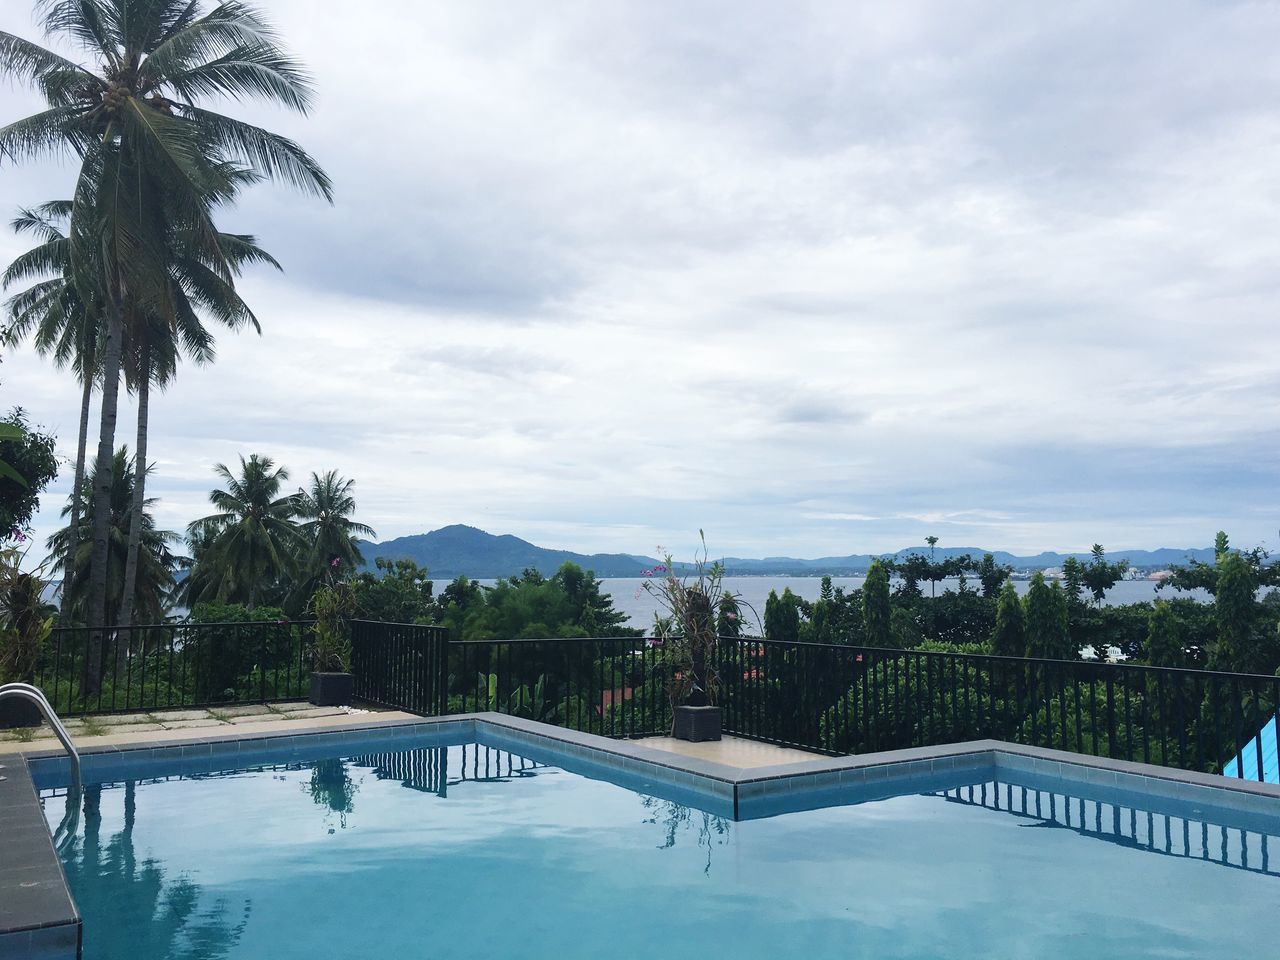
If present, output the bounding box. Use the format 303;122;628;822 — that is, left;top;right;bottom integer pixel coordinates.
0;754;80;959
6;712;1280;958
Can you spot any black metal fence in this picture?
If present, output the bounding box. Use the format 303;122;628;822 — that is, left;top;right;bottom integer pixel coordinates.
350;620;449;715
717;638;1280;779
424;632;1280;781
449;637;672;738
35;621;316;716
31;620;1280;784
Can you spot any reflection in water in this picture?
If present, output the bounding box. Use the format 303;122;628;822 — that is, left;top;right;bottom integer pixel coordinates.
937;781;1280;878
305;759;359;832
348;743;541;798
61;784;249;960
640;796;731;875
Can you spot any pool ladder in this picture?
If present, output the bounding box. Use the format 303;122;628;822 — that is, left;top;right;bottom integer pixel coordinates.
0;682;82;848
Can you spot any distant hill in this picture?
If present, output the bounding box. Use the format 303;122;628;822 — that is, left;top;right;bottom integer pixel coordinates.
357;526;1219;580
715;545;1220;576
357;525;655;578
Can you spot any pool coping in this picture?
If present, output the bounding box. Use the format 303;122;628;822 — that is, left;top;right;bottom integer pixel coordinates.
4;713;1280;958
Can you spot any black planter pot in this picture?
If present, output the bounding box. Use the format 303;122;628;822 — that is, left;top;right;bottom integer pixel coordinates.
673;704;722;742
309;672;354;707
0;694;44;730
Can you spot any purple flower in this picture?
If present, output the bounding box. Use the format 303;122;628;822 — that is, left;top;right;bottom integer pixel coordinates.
330;557;342;568
726;612;738;620
646;637;663;648
277;619;289;625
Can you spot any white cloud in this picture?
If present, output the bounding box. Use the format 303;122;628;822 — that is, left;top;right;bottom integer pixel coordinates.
2;0;1279;561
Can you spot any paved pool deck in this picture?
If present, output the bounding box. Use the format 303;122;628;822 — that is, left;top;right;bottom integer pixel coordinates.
0;702;416;756
0;704;820;769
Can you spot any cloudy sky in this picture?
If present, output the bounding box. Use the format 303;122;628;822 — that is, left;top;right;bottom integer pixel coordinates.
2;1;1279;561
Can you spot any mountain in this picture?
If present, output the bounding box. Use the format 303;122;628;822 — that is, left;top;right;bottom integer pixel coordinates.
715;545;1220;576
357;525;656;578
358;526;1219;580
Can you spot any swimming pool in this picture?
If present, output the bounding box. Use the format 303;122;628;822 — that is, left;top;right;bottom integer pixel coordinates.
22;718;1280;960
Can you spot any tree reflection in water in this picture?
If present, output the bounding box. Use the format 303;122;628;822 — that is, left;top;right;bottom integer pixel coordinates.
640;796;731;875
304;758;359;832
62;783;250;960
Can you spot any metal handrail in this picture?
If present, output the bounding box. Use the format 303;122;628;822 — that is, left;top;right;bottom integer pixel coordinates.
0;682;82;795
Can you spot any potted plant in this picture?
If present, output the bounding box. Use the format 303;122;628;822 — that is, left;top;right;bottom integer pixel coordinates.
309;582;355;706
0;543;55;728
643;533;756;742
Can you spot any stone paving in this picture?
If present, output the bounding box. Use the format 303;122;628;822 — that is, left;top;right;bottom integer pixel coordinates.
640;735;821;768
0;700;383;753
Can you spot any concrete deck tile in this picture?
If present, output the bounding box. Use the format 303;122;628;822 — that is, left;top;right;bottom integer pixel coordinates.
276;706;346;719
159;718;228;730
227;713;287;724
640;735;821;769
149;709;213;723
212;704;277;718
0;710;418;756
89;713;160;727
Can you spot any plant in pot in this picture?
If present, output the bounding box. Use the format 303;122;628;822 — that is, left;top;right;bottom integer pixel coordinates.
308;581;355;706
0;543;55;728
643;534;756;742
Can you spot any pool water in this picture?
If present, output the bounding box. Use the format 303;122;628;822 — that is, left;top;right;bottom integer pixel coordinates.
41;740;1280;960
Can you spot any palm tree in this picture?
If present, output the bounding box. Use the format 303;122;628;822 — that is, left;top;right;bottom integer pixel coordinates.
3;200;277;628
3;201;99;616
187;454;302;608
0;0;331;684
116;217;280;631
290;471;375;607
46;447;180;631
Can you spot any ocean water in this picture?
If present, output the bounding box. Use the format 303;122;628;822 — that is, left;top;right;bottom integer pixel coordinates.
45;741;1278;960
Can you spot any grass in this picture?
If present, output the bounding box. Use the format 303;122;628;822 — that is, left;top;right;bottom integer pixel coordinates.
79;717;108;738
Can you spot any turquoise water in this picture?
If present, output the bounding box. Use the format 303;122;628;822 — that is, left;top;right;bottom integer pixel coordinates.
42;742;1279;960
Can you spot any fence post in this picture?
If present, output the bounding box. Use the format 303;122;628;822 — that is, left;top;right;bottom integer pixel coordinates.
437;631;450;717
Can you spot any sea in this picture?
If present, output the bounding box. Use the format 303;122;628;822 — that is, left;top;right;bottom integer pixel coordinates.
434;576;1211;632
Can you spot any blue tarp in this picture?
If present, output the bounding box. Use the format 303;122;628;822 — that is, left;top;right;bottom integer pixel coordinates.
1223;715;1279;784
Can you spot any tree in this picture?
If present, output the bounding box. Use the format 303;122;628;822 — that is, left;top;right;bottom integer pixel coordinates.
0;409;57;538
117;217;279;630
990;580;1025;657
763;587;802;643
1145;600;1184;669
975;552;1012;599
1062;556;1085;606
291;470;375;607
1079;544;1128;602
862;560;891;647
925;535;939;600
1162;531;1280;597
3;202;96;592
186;455;302;608
1023;572;1072;660
45;448;178;629
1213;550;1256;672
1;0;332;664
351;558;435;624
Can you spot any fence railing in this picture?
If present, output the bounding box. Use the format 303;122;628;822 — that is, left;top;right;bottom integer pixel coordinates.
33;621;315;716
30;620;1280;785
350;620;449;715
717;638;1280;779
449;637;672;738
416;631;1280;782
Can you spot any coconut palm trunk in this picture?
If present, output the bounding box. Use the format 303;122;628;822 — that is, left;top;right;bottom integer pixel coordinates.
85;288;125;694
118;334;150;636
62;352;94;620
